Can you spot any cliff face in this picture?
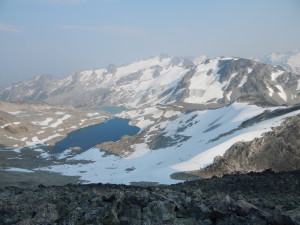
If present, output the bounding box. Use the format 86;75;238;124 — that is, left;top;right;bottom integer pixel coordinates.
0;170;299;225
194;114;300;178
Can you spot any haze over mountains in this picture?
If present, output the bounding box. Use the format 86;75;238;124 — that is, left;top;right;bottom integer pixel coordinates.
1;52;300;109
261;50;300;74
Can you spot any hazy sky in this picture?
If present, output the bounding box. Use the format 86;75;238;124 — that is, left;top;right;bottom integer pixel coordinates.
0;0;300;82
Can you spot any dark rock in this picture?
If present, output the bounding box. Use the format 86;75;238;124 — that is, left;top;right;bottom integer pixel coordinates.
0;171;299;225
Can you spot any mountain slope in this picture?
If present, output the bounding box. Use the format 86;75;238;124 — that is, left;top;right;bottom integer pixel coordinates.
192;111;300;178
36;103;300;184
1;56;300;108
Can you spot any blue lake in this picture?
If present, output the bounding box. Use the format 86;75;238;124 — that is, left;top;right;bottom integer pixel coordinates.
93;106;126;114
52;118;140;153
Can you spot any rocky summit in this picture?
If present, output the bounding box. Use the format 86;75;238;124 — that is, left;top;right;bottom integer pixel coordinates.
0;170;299;225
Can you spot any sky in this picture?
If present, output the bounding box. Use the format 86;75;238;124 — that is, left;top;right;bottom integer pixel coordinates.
0;0;300;84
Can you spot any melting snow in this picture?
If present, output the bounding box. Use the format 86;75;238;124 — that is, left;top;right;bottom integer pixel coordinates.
238;75;248;88
164;111;181;118
271;70;284;81
226;91;232;100
267;86;274;96
185;59;224;103
87;112;99;117
50;115;71;128
1;123;11;128
7;111;23;115
32;118;53;126
3;168;34;173
25;134;62;146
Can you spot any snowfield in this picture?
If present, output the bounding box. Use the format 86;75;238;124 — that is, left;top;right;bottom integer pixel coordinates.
38;103;300;184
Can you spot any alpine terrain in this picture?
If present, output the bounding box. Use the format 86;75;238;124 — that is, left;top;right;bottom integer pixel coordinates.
1;53;300;225
0;54;300;186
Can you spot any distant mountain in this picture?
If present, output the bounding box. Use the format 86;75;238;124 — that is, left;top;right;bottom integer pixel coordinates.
261;50;300;74
1;55;300;108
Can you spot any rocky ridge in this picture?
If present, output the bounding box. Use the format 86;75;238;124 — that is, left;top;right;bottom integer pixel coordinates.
0;170;299;225
1;56;300;109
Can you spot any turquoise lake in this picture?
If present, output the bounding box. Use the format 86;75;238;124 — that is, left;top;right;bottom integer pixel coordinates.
52;118;140;153
93;106;126;114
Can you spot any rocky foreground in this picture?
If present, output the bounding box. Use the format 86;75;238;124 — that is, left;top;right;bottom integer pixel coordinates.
0;170;299;225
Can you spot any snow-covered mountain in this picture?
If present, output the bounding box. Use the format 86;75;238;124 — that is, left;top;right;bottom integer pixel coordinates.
261;50;300;74
1;55;300;108
1;54;300;185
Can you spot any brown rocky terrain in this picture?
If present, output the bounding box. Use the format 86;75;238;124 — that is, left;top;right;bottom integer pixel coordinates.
0;170;299;225
191;113;300;178
0;101;112;148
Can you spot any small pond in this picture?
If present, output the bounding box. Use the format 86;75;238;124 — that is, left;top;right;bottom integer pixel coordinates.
92;106;126;114
52;118;139;153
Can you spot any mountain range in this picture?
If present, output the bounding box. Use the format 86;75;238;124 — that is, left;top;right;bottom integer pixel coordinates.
0;52;300;185
1;53;300;109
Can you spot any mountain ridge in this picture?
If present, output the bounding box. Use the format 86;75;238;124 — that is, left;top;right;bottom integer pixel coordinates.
1;55;300;109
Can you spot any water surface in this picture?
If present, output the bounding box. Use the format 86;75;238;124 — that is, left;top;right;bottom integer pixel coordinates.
93;106;126;114
52;118;139;153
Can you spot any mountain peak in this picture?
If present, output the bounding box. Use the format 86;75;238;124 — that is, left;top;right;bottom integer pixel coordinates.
1;55;300;108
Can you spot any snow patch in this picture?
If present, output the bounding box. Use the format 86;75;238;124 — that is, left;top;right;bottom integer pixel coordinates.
7;111;23;115
25;134;62;146
32;118;53;126
185;59;224;103
267;86;274;96
50;115;71;128
164;111;181;118
3;168;34;173
226;91;232;100
275;85;287;101
87;112;99;117
271;70;284;81
238;75;248;88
